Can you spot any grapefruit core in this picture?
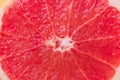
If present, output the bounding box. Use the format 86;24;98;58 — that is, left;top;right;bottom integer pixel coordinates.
0;0;120;80
45;36;74;53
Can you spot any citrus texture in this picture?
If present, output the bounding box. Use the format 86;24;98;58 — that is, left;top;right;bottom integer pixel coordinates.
0;0;120;80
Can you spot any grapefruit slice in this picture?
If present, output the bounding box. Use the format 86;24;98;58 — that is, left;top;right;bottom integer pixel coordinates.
0;0;120;80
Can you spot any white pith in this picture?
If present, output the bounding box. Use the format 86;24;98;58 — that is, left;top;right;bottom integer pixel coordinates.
0;63;9;80
109;0;120;11
45;36;74;53
112;66;120;80
108;0;120;80
0;7;4;30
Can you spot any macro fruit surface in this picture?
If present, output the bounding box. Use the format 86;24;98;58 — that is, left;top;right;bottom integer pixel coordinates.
0;0;120;80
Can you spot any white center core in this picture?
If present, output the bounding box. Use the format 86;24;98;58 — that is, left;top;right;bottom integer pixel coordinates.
45;36;74;53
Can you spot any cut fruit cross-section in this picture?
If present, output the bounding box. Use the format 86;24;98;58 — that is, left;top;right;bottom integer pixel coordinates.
0;0;120;80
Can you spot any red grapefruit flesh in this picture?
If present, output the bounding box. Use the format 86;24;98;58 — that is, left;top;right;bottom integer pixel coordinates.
0;0;120;80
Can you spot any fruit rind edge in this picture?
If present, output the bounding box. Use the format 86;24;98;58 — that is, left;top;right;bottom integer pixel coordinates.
0;0;15;30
